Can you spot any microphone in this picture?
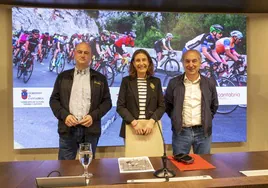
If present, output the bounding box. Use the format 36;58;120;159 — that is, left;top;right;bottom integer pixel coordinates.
149;111;176;181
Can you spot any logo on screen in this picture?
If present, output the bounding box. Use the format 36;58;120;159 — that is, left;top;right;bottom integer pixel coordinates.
21;89;28;100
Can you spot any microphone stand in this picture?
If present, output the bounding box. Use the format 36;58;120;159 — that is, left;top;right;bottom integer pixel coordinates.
152;113;175;181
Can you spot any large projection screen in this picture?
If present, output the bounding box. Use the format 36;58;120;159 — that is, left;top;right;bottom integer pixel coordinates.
12;8;247;149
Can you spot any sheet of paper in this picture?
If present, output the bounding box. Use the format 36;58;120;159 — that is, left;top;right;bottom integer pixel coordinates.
118;156;154;173
240;169;268;176
127;175;212;183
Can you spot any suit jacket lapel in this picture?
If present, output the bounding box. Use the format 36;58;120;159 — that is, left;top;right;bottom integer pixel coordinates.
146;78;153;107
129;77;139;107
66;69;75;109
90;69;96;109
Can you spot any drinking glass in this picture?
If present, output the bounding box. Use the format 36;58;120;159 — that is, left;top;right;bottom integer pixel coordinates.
79;143;93;178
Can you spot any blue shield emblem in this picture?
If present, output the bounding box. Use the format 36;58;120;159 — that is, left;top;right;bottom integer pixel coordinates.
21;89;28;100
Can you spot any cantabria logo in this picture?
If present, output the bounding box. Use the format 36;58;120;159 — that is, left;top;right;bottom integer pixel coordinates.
21;89;28;100
218;92;240;98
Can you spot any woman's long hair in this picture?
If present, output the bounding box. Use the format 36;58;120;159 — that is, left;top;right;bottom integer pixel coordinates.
129;49;154;78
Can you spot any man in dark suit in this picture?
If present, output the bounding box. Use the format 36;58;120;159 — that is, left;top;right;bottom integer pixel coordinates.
165;49;218;155
117;49;165;138
50;42;112;160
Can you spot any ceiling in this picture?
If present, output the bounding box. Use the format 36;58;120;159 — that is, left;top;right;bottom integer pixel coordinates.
1;0;268;13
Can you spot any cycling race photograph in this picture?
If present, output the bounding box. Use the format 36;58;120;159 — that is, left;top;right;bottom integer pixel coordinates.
12;7;247;149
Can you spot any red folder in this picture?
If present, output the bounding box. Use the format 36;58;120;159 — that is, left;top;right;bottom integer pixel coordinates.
168;154;216;171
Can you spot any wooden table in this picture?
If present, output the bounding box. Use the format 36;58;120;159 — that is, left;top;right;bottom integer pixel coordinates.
1;151;268;187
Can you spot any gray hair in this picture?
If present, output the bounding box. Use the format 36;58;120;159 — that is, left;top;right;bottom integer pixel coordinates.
181;49;202;62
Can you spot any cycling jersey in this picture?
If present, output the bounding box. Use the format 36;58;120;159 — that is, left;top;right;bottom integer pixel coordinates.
40;34;50;45
53;36;59;45
27;35;40;52
154;38;171;53
114;36;134;48
73;38;82;45
58;37;68;51
184;33;216;52
90;36;110;57
216;37;235;54
67;36;76;49
19;33;29;44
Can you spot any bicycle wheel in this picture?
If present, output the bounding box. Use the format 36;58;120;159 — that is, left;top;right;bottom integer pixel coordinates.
13;49;24;67
217;77;236;87
151;57;158;72
44;48;48;59
164;59;180;77
17;64;23;78
49;58;55;72
98;64;114;87
23;60;34;83
38;48;46;62
13;56;19;67
120;62;130;75
217;105;238;114
200;60;211;77
216;77;238;114
72;58;76;65
56;57;65;74
36;54;41;63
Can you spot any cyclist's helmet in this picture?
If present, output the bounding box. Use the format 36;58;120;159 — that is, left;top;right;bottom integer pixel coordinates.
166;33;173;38
129;31;136;39
24;31;30;35
101;30;110;37
62;33;68;39
32;29;40;34
210;24;224;33
230;30;243;39
45;32;49;35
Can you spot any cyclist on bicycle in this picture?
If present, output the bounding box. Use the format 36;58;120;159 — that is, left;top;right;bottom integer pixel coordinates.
72;34;83;48
216;30;244;65
51;33;60;47
90;30;112;60
66;33;77;61
154;33;174;67
21;29;41;67
183;24;224;71
13;30;30;62
113;31;136;56
51;33;68;67
39;32;52;62
12;31;18;47
39;32;51;49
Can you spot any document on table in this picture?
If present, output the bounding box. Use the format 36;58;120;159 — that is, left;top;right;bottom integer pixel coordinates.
240;169;268;176
127;175;212;183
118;156;154;173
